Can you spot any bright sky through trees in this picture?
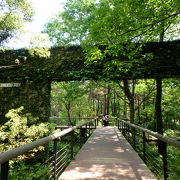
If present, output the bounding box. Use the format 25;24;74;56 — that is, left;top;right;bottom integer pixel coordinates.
27;0;65;33
5;0;67;49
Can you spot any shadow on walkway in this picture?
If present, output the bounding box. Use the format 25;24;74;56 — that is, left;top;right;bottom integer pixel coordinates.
59;126;156;180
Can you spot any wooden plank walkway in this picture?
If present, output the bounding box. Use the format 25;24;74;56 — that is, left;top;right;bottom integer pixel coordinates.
59;126;156;180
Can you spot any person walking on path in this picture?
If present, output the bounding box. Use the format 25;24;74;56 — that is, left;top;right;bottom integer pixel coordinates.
102;114;109;126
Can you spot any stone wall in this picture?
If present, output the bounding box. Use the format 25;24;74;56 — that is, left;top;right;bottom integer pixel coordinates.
0;40;180;124
0;41;180;82
0;81;51;125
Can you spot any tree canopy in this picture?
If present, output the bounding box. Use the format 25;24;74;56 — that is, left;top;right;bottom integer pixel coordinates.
0;0;34;45
45;0;180;45
44;0;180;76
44;0;180;125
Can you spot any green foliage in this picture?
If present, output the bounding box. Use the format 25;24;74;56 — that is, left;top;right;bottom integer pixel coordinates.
162;79;180;119
164;129;180;180
28;47;51;58
168;146;180;180
45;0;180;45
51;81;96;125
28;33;51;58
44;0;180;78
0;0;34;45
0;107;56;179
9;162;49;180
0;107;55;154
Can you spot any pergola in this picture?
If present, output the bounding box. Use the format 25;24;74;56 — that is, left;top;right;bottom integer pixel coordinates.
0;40;180;124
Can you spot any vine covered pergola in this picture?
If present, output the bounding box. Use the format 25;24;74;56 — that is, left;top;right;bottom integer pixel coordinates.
0;40;180;124
0;40;180;82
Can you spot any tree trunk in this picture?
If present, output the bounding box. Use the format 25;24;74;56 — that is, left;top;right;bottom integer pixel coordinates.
113;89;117;116
103;93;107;115
155;25;165;154
96;95;100;116
103;85;110;115
155;78;163;134
123;80;135;123
65;101;72;125
137;96;141;124
155;78;165;155
123;95;127;118
129;100;135;123
107;85;110;115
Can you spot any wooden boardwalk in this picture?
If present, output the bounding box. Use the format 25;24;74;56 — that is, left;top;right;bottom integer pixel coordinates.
59;126;156;180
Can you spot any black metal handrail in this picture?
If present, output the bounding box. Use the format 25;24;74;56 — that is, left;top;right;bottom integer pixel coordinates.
118;119;180;148
117;118;180;180
50;117;96;120
0;117;98;180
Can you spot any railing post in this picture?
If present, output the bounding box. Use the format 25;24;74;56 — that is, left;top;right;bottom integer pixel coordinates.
121;120;123;132
85;123;87;138
79;127;82;148
53;139;58;180
0;161;9;180
120;119;121;131
88;122;91;136
120;119;122;131
133;127;136;150
124;122;126;134
162;142;168;180
143;132;146;163
124;123;127;137
127;124;129;140
118;119;120;130
70;131;74;159
122;121;124;134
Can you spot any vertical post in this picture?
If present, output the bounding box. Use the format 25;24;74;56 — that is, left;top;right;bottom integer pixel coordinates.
155;78;164;154
0;161;9;180
70;131;74;159
126;123;128;134
162;142;168;180
120;119;122;131
124;122;126;134
88;122;91;136
133;127;136;150
128;124;130;139
143;132;146;163
85;123;87;138
53;139;58;180
122;121;124;134
79;127;82;148
116;119;120;130
127;124;129;140
95;118;97;129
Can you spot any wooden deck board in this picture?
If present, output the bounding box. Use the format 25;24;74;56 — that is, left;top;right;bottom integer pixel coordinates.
59;126;156;180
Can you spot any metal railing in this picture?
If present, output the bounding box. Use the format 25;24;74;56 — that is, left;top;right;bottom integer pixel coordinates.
0;117;98;180
49;117;98;126
117;118;180;180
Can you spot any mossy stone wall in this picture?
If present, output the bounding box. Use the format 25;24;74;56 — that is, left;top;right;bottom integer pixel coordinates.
0;81;51;125
0;40;180;124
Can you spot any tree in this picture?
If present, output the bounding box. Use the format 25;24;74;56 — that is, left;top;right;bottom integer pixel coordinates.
45;0;180;47
45;0;180;125
0;0;34;45
51;81;93;125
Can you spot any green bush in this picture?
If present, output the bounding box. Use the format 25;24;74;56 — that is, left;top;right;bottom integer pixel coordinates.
0;107;55;153
0;107;56;179
9;162;49;180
